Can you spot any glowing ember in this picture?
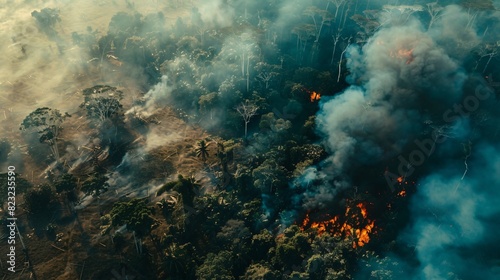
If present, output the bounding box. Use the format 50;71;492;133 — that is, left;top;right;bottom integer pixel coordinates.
397;176;404;184
300;202;376;248
398;189;407;197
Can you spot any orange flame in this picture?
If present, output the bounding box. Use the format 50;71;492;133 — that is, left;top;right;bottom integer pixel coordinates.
303;88;321;102
300;202;376;248
310;91;321;102
357;202;367;219
398;189;407;197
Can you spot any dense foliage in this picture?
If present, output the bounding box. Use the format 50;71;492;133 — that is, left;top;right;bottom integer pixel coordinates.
10;0;500;279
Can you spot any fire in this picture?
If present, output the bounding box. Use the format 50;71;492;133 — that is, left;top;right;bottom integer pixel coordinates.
300;202;376;248
390;48;414;64
397;176;404;184
309;91;321;102
356;220;375;247
303;88;321;102
357;202;367;219
398;189;407;197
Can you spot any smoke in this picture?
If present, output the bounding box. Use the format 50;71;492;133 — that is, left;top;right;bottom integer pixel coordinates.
198;0;235;27
406;155;493;279
280;3;500;278
126;75;173;118
357;143;500;279
290;5;473;213
0;0;185;176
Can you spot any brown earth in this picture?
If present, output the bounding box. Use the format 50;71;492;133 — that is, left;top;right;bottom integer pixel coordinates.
0;1;219;279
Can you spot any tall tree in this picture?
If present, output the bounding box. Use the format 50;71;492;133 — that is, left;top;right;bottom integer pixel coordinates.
20;107;70;162
109;198;155;237
31;8;61;39
291;24;316;64
337;36;352;82
475;42;500;73
81;172;109;197
460;0;495;10
426;2;444;30
80;85;123;127
54;173;78;207
236;101;259;138
195;140;210;163
24;184;53;215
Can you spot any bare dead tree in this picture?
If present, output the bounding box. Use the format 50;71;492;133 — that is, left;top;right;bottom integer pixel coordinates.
475;42;500;73
337;36;352;82
466;8;478;30
382;4;424;25
331;0;347;24
426;2;444;29
292;24;315;64
341;0;352;30
331;30;342;65
236;101;259;138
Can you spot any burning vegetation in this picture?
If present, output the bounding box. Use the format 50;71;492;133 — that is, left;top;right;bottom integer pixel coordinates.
2;0;500;279
300;201;376;248
303;88;321;102
309;91;321;102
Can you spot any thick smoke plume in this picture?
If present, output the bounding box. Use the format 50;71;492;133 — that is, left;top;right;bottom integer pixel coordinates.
290;4;500;278
295;6;473;208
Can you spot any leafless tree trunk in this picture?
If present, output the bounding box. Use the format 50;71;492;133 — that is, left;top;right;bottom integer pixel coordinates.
337;36;352;82
236;101;259;138
331;31;342;65
246;55;251;92
427;2;443;30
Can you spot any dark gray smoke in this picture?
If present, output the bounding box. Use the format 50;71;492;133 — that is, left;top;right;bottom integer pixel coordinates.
294;5;474;209
287;4;500;278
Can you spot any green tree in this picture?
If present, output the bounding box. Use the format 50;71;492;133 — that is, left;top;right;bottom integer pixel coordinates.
216;219;251;250
160;242;195;279
81;172;109;197
249;230;275;261
271;225;311;272
31;8;61;38
80;85;123;126
20;107;70;161
196;250;235;280
252;159;287;194
24;184;53;215
242;263;280;280
54;173;78;204
199;92;219;120
195;140;210;163
109;198;155;237
156;175;200;206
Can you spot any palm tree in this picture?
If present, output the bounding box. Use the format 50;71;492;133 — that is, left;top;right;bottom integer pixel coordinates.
195;140;210;162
